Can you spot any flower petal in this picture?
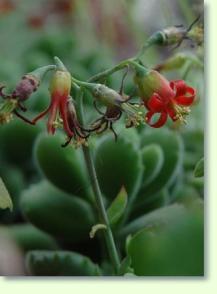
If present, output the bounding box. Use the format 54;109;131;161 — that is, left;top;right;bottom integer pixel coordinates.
47;100;58;134
167;106;177;121
174;86;196;106
146;110;168;128
147;93;165;112
170;80;187;96
32;104;52;123
59;98;74;138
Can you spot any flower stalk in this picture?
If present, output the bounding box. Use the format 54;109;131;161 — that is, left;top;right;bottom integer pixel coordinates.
76;90;121;274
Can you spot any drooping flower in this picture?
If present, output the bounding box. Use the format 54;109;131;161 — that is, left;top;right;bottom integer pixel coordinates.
62;98;89;147
0;65;55;103
32;58;73;137
0;65;55;124
134;66;196;127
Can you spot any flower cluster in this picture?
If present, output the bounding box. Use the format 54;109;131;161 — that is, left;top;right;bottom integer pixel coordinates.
0;57;196;147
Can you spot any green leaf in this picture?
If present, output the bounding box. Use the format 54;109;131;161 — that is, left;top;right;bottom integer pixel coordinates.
8;224;58;252
20;181;95;242
0;165;26;199
120;204;187;238
26;250;101;276
133;189;170;216
107;187;128;225
136;128;183;206
95;133;143;200
34;133;91;199
172;184;201;206
141;144;164;187
0;177;13;211
0;119;41;166
194;157;204;177
127;209;204;276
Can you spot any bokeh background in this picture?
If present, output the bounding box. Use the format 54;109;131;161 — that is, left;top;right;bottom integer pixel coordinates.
0;0;204;276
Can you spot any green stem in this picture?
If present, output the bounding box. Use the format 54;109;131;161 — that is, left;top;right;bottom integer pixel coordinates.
88;59;132;83
72;59;148;90
76;90;120;274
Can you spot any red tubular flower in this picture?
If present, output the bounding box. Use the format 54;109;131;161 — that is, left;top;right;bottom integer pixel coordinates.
32;60;73;137
134;67;196;127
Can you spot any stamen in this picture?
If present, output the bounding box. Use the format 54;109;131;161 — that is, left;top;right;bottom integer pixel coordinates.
173;104;191;124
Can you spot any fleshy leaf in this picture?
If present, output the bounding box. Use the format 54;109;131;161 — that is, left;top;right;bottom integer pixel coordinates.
120;204;187;238
136;128;183;206
0;177;13;211
8;224;58;251
26;250;101;276
95;133;143;201
107;187;128;225
127;209;204;276
20;180;95;242
34;133;91;199
0;119;41;166
141;144;164;187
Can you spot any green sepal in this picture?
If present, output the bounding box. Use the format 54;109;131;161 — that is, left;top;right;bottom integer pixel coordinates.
29;65;56;82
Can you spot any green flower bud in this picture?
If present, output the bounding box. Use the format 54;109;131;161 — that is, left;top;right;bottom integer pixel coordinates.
92;84;123;107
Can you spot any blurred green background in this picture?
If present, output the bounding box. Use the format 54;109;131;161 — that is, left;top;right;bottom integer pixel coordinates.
0;0;204;276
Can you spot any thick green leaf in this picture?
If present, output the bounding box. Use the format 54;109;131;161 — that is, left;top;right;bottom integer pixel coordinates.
8;224;58;251
20;181;95;241
95;133;143;200
107;187;128;225
0;165;26;199
194;157;204;177
0;177;13;211
0;119;41;166
120;204;187;238
127;209;204;276
26;250;101;276
132;189;170;216
172;184;201;206
141;144;164;187
34;133;91;199
136;128;183;205
0;166;26;222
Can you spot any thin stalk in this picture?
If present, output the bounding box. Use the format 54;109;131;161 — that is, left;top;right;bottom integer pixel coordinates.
72;58;148;90
76;90;120;274
88;59;132;82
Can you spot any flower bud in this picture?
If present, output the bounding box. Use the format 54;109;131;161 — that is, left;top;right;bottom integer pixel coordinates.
161;26;187;45
12;65;55;101
92;84;123;107
141;26;187;48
